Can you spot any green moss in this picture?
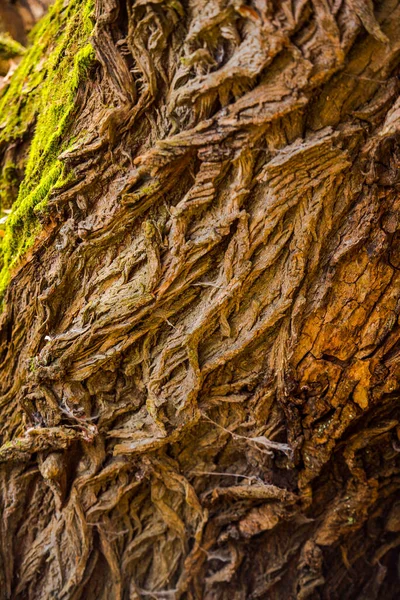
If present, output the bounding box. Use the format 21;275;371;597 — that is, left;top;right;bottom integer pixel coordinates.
3;162;18;184
0;34;26;60
0;0;95;299
0;161;18;212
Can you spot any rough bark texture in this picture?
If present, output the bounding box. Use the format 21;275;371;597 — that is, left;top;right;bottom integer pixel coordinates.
0;0;400;598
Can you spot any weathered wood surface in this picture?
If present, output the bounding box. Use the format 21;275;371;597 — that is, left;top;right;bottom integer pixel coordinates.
0;0;400;598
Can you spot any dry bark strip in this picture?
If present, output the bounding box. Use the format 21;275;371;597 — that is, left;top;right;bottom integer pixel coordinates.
1;0;400;598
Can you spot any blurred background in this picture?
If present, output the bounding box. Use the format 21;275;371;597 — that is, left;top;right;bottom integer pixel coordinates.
0;0;53;44
0;0;53;76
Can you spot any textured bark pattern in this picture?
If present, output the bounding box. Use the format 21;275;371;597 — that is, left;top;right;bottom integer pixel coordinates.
0;0;400;598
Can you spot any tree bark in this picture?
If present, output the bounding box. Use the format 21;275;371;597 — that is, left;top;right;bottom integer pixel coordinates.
0;0;400;598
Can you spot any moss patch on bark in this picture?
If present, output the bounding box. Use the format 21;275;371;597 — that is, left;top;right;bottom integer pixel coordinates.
0;0;95;297
0;33;26;60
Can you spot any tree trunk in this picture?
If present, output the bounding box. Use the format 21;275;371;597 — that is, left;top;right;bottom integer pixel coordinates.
0;0;400;598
